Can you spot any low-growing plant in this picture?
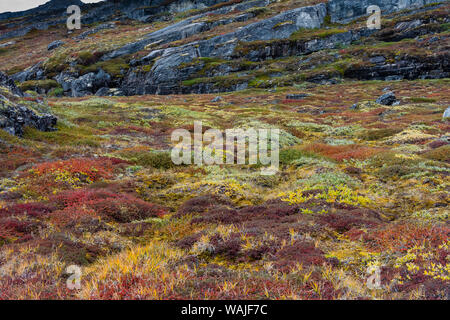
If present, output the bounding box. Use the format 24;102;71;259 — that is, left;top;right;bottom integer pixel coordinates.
357;128;402;141
18;80;61;93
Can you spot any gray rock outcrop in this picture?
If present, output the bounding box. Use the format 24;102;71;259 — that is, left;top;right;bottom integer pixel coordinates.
11;62;46;83
69;69;111;97
3;0;449;97
0;88;57;136
48;40;65;51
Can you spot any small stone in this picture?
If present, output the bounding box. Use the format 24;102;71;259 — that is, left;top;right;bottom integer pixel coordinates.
443;107;450;120
211;96;222;102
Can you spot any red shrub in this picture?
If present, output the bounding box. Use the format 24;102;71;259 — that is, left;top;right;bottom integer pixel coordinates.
318;209;384;233
110;126;153;136
0;146;37;175
176;194;233;217
98;157;130;166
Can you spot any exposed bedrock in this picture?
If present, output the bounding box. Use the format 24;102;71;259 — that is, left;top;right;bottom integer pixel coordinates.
0;72;23;97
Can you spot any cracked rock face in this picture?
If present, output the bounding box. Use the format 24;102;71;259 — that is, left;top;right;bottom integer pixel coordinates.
75;23;116;40
376;92;398;106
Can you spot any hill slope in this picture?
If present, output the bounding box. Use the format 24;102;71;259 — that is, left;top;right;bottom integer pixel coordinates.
0;0;448;300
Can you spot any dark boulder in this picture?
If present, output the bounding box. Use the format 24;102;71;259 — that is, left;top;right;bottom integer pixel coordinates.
95;87;112;96
70;73;96;97
55;71;78;93
376;91;398;106
75;23;116;40
47;40;64;51
370;56;386;65
0;72;23;96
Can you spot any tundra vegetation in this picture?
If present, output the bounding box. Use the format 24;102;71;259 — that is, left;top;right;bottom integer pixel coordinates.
0;0;448;299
